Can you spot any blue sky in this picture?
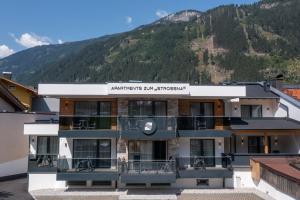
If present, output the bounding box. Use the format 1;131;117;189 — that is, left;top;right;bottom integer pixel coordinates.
0;0;259;58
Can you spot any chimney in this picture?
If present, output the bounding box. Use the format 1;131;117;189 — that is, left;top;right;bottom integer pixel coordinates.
271;74;284;90
263;81;271;92
2;72;12;80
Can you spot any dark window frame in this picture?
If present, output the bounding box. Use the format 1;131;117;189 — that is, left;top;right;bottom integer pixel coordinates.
248;136;271;154
128;100;167;116
74;101;112;116
190;139;215;167
36;136;59;155
190;102;215;116
72;139;111;159
241;105;263;118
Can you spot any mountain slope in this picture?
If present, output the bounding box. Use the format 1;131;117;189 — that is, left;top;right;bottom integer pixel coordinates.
1;0;300;86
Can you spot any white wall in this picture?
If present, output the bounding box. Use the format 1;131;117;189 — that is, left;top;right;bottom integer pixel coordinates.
0;157;28;177
0;113;36;177
24;124;59;136
228;99;277;117
256;179;296;200
28;173;66;191
233;169;256;188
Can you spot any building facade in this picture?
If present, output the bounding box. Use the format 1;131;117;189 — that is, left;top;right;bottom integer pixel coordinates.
25;82;300;192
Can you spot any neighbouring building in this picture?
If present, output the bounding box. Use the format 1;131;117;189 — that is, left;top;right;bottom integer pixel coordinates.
25;82;300;199
0;72;58;179
282;85;300;101
0;72;37;110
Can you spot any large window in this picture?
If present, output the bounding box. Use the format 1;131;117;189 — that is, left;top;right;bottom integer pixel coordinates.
128;141;152;160
73;101;112;129
241;105;262;118
37;136;59;155
190;139;215;167
74;101;111;116
190;102;215;129
73;139;111;168
128;101;167;116
248;136;271;153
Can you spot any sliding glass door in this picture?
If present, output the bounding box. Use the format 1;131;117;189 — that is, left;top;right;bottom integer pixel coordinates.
190;102;214;129
37;136;59;155
128;100;167;129
73;101;112;129
190;139;215;167
73;139;111;169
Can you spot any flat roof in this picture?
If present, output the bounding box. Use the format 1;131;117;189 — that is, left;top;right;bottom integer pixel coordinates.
244;84;278;99
231;118;300;130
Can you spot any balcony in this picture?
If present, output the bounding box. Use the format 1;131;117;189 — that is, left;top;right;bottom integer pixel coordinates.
59;115;118;138
57;158;119;181
119;116;177;140
119;160;176;183
177;116;232;137
176;156;233;178
28;154;57;172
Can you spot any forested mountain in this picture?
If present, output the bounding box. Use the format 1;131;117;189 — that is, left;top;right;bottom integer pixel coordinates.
1;0;300;86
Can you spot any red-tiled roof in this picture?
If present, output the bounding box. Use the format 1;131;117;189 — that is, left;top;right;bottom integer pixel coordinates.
252;157;300;184
283;89;300;101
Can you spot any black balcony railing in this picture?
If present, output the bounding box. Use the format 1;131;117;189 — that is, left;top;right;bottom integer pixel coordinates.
59;115;117;131
28;154;58;172
119;160;176;174
118;116;177;132
57;158;118;173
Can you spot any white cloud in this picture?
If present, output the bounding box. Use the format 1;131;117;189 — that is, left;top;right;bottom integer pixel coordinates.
11;33;52;48
156;10;168;18
0;45;14;58
58;39;64;44
126;16;133;24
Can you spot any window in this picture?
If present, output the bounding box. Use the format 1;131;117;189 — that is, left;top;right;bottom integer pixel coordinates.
92;181;111;186
190;102;215;129
73;139;111;168
128;101;167;116
75;101;97;115
241;105;262;118
8;85;16;91
190;139;215;167
197;179;209;186
74;101;111;116
67;181;86;186
190;102;214;116
128;141;151;160
248;136;271;153
74;101;112;129
37;136;58;155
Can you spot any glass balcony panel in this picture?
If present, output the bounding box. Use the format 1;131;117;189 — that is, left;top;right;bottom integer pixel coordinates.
28;154;58;172
59;116;117;130
119;116;176;131
57;158;118;173
119;160;176;174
